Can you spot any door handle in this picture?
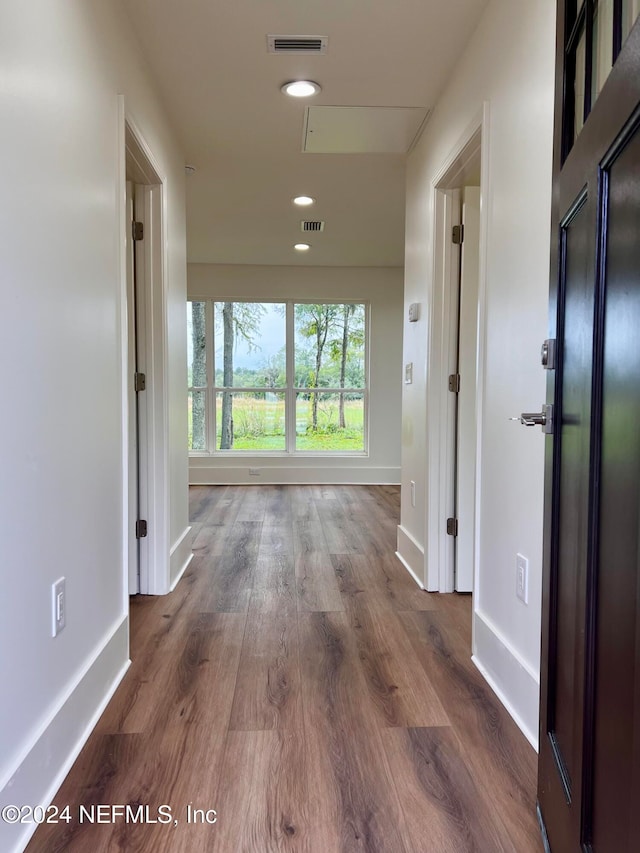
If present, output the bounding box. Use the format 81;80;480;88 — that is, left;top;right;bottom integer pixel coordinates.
520;411;546;426
510;404;554;434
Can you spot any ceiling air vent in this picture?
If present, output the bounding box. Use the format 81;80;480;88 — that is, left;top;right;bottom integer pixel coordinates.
267;35;328;55
301;220;325;232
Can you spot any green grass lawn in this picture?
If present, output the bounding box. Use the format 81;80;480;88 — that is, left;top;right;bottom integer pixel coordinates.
189;395;365;451
231;434;286;451
231;430;363;451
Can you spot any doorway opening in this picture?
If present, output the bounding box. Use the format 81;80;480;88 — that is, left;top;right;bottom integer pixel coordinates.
426;110;487;599
449;184;480;593
121;113;170;596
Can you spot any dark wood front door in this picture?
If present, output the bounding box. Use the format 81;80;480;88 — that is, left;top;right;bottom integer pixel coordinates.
538;3;640;851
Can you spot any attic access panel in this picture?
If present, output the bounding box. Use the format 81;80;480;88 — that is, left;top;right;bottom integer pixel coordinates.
303;106;430;154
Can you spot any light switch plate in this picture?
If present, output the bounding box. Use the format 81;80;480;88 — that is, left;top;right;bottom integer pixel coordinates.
405;363;413;384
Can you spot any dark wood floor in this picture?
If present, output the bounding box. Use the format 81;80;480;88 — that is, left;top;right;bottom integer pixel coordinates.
28;485;541;852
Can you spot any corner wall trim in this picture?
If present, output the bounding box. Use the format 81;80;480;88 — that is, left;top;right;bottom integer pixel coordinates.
396;524;426;589
472;609;540;751
169;525;193;590
1;616;129;853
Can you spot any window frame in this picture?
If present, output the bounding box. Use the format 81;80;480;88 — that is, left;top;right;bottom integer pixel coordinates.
563;0;640;160
187;298;370;457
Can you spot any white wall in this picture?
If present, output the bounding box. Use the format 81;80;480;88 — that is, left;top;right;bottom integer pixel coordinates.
0;2;187;850
400;0;556;745
188;264;403;484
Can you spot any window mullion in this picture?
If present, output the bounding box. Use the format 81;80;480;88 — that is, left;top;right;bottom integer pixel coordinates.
207;299;215;453
286;300;295;453
584;0;595;119
364;303;370;454
613;0;623;59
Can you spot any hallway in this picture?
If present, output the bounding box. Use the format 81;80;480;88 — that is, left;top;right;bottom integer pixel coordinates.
28;486;540;852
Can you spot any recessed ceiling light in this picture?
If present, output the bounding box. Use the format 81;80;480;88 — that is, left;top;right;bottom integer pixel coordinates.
281;80;321;98
293;196;315;206
294;243;311;251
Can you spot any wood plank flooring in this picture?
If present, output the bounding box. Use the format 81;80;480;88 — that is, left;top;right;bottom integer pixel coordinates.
28;485;541;853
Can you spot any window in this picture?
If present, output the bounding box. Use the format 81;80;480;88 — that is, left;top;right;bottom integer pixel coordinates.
564;0;640;157
187;300;368;454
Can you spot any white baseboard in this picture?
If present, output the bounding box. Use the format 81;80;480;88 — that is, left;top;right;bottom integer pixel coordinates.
1;616;130;853
189;464;401;486
395;551;426;590
472;609;540;751
170;525;194;588
396;525;425;589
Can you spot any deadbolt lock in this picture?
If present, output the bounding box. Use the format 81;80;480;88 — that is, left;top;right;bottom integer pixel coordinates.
541;339;556;370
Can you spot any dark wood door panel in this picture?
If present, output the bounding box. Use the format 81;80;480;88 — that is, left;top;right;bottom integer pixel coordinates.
591;115;640;851
538;191;598;853
539;8;640;853
550;195;594;800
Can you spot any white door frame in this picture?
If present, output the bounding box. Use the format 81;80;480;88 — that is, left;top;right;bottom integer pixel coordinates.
425;104;490;595
456;186;481;592
125;180;138;594
118;97;171;597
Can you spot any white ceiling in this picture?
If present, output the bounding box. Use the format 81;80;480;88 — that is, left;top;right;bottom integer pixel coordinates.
124;0;489;267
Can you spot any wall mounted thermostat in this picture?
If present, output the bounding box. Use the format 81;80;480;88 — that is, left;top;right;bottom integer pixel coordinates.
408;303;420;322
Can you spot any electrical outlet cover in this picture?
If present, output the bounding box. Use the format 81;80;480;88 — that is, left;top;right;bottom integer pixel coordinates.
516;554;528;604
52;577;66;636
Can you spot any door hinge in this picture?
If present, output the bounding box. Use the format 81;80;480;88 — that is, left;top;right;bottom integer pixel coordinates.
447;517;458;537
452;224;464;245
132;220;144;241
448;373;460;393
136;519;148;539
134;372;146;392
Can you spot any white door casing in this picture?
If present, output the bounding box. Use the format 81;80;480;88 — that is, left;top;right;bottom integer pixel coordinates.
122;109;170;596
455;186;481;592
125;181;140;594
424;105;489;596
